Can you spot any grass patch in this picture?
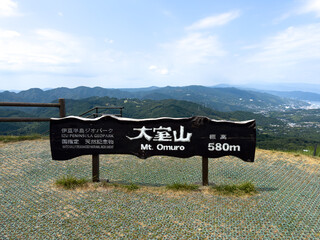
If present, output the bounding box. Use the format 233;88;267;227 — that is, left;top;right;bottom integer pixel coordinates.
212;182;257;195
0;134;45;143
268;146;320;158
296;145;320;158
166;183;199;191
55;175;89;189
55;177;256;196
121;183;140;191
55;178;140;191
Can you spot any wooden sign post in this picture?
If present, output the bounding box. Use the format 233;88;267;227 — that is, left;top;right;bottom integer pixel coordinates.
92;154;100;182
202;157;209;186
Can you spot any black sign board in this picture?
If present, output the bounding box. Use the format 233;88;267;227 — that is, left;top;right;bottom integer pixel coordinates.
50;115;256;162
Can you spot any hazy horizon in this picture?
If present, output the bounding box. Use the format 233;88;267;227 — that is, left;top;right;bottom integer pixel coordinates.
1;82;320;95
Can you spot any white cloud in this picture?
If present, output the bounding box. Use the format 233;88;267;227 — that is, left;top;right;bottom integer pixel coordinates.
166;32;226;65
159;68;168;75
276;0;320;22
248;23;320;64
0;29;20;38
0;0;18;17
142;32;229;86
142;25;229;86
0;28;85;72
148;65;169;75
0;26;156;89
104;38;114;44
186;11;240;31
223;23;320;84
299;0;320;17
149;65;157;70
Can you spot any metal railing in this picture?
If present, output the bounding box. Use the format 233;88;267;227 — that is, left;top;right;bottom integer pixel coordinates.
0;98;66;122
79;106;123;118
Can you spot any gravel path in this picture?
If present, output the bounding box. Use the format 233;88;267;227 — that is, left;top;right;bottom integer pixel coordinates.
1;140;319;239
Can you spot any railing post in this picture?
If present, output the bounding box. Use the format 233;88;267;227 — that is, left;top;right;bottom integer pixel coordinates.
314;144;318;156
202;156;209;186
59;98;66;118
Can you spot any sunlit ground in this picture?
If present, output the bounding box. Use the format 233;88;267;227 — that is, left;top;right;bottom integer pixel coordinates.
1;140;319;239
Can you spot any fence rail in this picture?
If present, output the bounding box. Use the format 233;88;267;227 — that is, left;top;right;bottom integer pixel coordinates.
0;102;60;107
0;98;66;122
79;106;123;118
0;117;53;122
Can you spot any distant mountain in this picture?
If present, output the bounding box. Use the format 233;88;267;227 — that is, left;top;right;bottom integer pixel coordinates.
119;86;160;92
134;85;308;111
0;96;282;135
214;83;320;94
211;84;320;102
0;86;133;103
264;91;320;102
1;95;318;153
0;85;308;112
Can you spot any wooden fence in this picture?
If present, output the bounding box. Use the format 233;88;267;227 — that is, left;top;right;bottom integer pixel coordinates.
0;98;66;122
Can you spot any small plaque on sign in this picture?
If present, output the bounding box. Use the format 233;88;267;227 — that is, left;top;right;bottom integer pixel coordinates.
50;115;256;161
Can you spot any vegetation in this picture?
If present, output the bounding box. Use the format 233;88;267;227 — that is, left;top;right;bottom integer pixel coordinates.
121;183;140;191
55;175;89;189
212;182;257;195
109;183;140;191
296;145;320;157
256;109;320;155
166;183;199;191
0;86;318;154
54;178;259;195
0;85;306;112
258;134;319;154
55;177;141;191
0;134;45;143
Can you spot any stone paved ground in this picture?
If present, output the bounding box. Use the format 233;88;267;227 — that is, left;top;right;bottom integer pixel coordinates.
1;140;320;239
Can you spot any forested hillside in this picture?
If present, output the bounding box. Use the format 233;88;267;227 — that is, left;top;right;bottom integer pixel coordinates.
0;85;308;112
0;96;319;153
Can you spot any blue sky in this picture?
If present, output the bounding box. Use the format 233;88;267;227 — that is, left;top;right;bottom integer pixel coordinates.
0;0;320;90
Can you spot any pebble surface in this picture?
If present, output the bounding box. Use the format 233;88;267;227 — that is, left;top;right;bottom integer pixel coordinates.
0;140;319;239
